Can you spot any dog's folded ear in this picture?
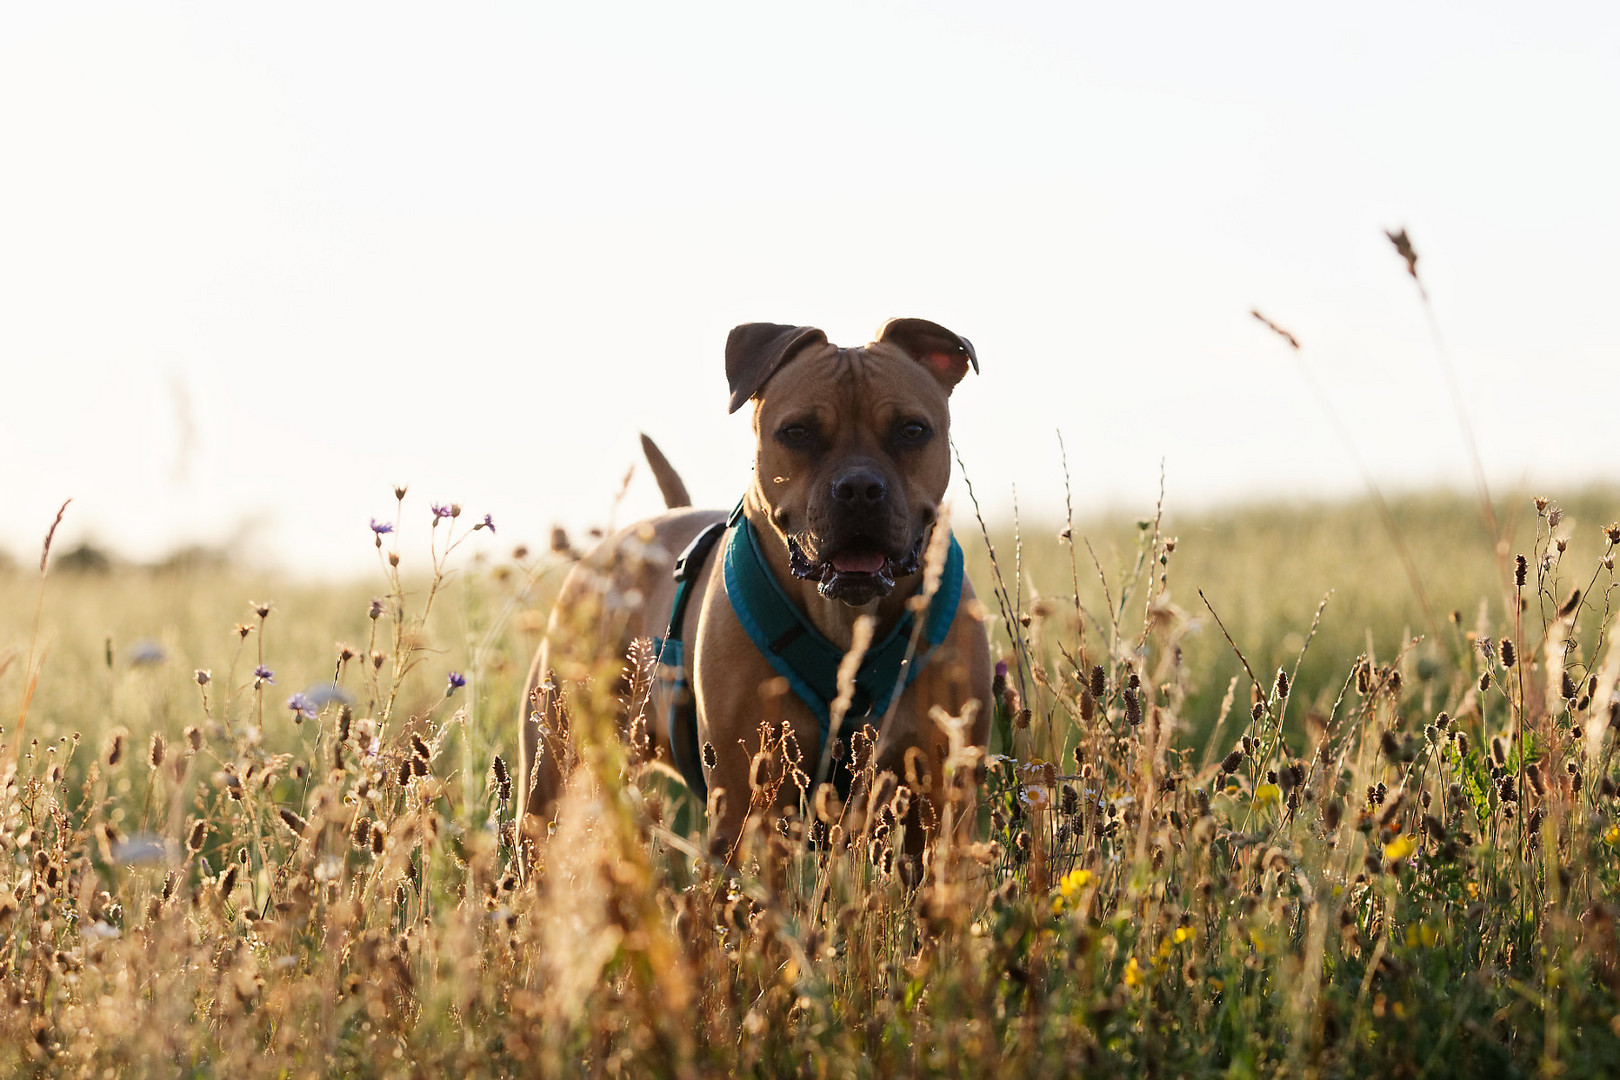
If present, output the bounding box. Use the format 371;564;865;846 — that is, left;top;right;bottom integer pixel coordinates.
876;318;978;392
726;323;828;414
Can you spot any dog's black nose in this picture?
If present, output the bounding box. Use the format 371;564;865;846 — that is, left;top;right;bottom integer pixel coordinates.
832;468;887;506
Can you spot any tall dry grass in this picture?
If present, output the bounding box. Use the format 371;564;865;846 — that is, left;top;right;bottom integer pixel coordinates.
2;477;1617;1076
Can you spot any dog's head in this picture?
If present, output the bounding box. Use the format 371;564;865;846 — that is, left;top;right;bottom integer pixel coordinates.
727;318;978;606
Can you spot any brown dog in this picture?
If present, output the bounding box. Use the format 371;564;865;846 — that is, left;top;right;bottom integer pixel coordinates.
518;318;992;863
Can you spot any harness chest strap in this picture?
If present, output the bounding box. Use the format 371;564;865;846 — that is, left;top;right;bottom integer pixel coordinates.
657;501;965;803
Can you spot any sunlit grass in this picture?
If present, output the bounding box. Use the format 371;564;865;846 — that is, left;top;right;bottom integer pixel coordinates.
1;484;1617;1077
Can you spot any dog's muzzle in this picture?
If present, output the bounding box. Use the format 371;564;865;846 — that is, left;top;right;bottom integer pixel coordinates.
786;531;927;603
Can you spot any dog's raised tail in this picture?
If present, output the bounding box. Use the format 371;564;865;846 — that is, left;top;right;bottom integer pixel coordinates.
639;433;691;509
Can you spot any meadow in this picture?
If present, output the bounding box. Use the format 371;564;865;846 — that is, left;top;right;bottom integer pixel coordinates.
1;483;1618;1077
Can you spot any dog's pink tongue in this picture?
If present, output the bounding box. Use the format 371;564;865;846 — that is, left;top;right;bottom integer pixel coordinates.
831;551;886;574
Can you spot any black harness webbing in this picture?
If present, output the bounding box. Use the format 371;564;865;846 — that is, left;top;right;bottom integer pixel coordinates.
655;521;727;797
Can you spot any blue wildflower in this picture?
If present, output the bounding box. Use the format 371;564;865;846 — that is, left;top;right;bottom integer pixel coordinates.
300;682;353;709
127;640;166;666
476;513;496;534
253;665;275;686
370;518;394;536
446;671;467;696
430;503;452;522
287;693;317;721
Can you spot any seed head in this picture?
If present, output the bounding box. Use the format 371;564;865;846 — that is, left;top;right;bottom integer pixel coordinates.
1515;554;1528;589
701;742;717;771
279;808;309;837
1500;639;1515;667
1221;749;1244;774
1090;665;1106;698
1558;589;1582;618
1380;730;1401;759
107;732;124;767
148;733;165;770
1274;669;1289;699
194;669;211;686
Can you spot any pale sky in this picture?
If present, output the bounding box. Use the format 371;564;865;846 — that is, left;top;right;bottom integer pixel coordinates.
3;3;1617;576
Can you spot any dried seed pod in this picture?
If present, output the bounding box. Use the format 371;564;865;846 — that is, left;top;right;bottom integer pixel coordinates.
1500;639;1515;668
1558;589;1582;618
1090;665;1106;698
1323;799;1343;832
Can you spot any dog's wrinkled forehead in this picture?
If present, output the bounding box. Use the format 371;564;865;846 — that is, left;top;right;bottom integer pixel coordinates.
726;318;978;414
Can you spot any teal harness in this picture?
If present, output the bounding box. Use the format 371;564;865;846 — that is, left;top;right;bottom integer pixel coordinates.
655;502;965;804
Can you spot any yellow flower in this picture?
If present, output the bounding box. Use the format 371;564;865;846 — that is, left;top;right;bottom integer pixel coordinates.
1123;955;1144;988
1173;926;1195;945
1254;783;1281;807
1058;868;1093;900
1604;824;1619;846
1466;881;1480;901
1384;833;1417;862
1420;923;1439;948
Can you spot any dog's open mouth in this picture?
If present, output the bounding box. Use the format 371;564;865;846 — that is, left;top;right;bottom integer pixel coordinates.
786;534;926;602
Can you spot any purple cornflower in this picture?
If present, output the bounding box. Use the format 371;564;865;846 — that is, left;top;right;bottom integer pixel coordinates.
446;671;467;696
370;518;394;536
286;693;317;721
253;665;275;687
430;503;452;523
475;513;496;534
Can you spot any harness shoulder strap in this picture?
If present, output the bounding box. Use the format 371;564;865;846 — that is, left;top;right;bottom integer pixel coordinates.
658;520;727;798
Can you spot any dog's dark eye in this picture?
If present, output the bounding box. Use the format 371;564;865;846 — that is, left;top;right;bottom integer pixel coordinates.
895;420;931;445
776;422;815;449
